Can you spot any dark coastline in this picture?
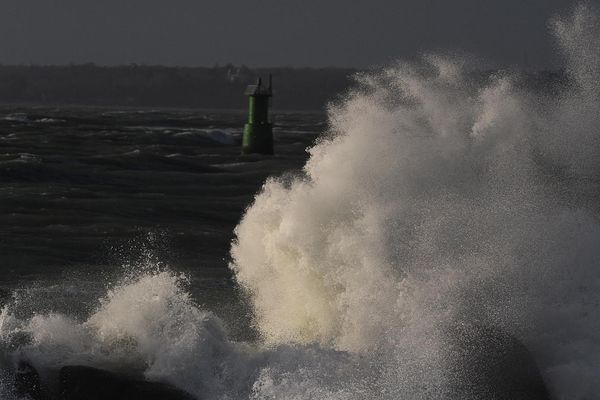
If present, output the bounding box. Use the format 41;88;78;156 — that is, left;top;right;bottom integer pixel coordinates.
0;65;357;111
0;65;569;112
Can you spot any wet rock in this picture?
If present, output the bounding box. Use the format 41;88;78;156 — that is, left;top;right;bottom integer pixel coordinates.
14;361;44;400
13;363;197;400
447;323;552;400
58;366;197;400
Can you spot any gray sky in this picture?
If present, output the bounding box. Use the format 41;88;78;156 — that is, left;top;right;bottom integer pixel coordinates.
0;0;585;68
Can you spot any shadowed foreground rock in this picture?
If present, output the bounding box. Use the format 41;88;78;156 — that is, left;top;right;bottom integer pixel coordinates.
14;361;43;399
14;325;551;400
15;364;197;400
59;366;197;400
447;323;552;400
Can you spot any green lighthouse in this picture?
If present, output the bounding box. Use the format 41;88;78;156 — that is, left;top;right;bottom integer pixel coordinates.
242;75;273;155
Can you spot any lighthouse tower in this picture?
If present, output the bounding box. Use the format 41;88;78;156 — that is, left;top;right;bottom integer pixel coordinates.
242;75;273;155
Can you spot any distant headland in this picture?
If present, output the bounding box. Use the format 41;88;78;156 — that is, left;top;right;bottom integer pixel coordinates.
0;64;357;111
0;64;566;111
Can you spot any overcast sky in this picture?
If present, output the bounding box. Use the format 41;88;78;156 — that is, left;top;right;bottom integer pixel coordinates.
0;0;586;68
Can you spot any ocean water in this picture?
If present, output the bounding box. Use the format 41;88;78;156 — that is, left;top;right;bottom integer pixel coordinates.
0;106;324;396
2;4;600;400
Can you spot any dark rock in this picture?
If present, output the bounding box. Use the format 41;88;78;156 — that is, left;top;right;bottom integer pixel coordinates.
14;361;44;400
13;327;551;400
446;323;552;400
58;366;197;400
12;363;197;400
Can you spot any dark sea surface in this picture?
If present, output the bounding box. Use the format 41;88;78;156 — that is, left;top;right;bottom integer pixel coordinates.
0;106;324;337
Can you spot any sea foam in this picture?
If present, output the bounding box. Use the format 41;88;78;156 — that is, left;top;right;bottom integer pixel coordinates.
231;4;600;399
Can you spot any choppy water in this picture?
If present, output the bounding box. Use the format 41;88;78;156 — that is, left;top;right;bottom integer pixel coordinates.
0;107;323;341
3;4;600;400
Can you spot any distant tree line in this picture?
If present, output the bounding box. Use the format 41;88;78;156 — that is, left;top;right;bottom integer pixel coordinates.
0;64;567;111
0;64;357;110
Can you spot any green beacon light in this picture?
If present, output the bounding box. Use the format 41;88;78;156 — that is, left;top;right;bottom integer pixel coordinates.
242;74;273;155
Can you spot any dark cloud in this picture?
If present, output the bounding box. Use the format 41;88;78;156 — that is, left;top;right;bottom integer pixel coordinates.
0;0;581;68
